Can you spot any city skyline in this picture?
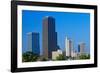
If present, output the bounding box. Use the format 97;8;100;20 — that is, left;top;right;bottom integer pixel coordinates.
22;10;90;54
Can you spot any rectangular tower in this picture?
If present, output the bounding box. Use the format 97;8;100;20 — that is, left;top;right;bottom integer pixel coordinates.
78;42;85;55
65;37;73;57
42;16;58;59
27;32;40;55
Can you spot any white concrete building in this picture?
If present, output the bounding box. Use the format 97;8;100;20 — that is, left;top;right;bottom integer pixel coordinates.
71;49;77;58
65;37;73;57
52;50;63;60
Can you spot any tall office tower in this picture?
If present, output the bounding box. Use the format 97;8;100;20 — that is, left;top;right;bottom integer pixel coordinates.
27;32;40;55
78;42;85;54
65;37;73;57
42;16;58;59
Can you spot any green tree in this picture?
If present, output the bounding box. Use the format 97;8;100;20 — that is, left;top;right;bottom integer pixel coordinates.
56;54;66;60
41;57;48;61
22;51;39;62
79;54;90;59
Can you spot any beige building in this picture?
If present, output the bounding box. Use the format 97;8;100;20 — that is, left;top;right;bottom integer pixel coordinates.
71;49;77;58
78;42;85;55
52;50;63;60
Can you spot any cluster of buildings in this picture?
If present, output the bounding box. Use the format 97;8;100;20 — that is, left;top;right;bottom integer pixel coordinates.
27;16;86;60
52;37;86;60
65;37;85;58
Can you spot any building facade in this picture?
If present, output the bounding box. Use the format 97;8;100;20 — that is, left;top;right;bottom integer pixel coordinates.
42;16;58;59
65;37;73;57
71;49;77;58
78;42;85;55
52;50;63;60
27;32;40;55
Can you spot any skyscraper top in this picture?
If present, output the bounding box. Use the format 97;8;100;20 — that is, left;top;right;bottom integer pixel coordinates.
65;36;72;41
43;16;55;20
27;32;39;35
78;42;85;45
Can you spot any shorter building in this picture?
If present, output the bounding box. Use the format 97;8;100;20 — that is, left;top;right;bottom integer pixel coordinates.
52;50;63;60
78;42;85;55
27;32;40;56
71;49;78;58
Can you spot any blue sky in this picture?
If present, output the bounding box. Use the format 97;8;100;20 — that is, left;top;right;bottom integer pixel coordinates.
22;10;90;54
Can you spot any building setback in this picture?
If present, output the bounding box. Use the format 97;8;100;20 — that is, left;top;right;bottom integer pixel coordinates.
42;16;58;59
27;32;40;55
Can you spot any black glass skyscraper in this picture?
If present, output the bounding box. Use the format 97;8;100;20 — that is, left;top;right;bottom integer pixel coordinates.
42;16;58;59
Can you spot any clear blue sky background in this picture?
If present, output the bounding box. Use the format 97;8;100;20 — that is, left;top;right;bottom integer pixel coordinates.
22;10;90;54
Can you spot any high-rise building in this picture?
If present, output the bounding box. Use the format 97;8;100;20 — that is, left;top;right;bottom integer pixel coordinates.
27;32;40;55
65;37;73;57
42;16;58;59
78;42;85;54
